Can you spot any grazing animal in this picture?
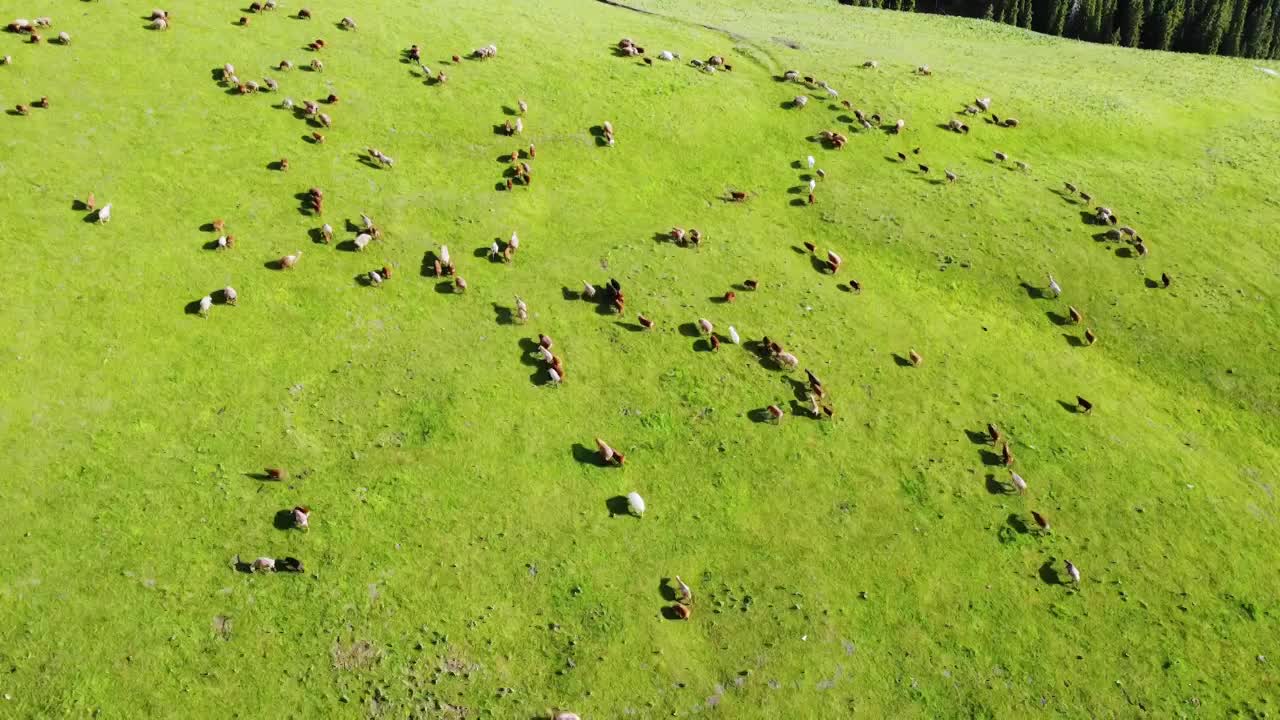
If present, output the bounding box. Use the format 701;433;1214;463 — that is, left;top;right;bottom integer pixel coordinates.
804;241;817;254
1064;181;1077;193
807;155;815;169
1047;274;1062;298
698;318;713;335
918;164;930;173
893;118;905;133
515;297;528;323
251;557;276;573
1135;240;1149;257
724;291;736;303
730;191;748;201
897;152;907;162
710;335;721;351
539;334;553;350
278;157;288;171
1161;272;1171;287
1084;328;1097;345
454;276;467;293
1068;306;1083;324
767;404;784;422
279;251;302;269
994;151;1007;162
945;170;957;183
1065;560;1081;584
808;178;816;193
1016;160;1030;172
596;438;624;465
1001;442;1014;466
85;192;96;211
15;103;28;115
1004;118;1019;127
150;16;169;30
744;279;758;291
638;314;654;330
863;60;878;68
777;352;799;370
215;235;234;250
909;349;922;366
198;295;213;317
354;233;371;251
728;326;740;344
808;192;816;205
1032;511;1050;533
976;97;991;111
320;223;333;243
57;31;69;44
224;286;238;305
97;204;112;224
1079;191;1092;203
626;492;645;516
547;368;562;386
916;64;931;75
239;16;249;26
1;55;10;65
827;250;842;273
293;506;310;531
1010;471;1027;494
689;229;702;245
340;16;357;29
1076;396;1093;414
848;279;862;292
265;468;287;480
554;713;581;720
311;132;325;143
673;576;693;604
986;423;1001;444
793;95;809;108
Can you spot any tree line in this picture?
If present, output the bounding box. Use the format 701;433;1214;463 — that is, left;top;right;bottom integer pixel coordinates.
839;0;1280;58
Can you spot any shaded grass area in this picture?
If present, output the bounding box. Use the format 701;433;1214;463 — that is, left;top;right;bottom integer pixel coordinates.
0;0;1277;717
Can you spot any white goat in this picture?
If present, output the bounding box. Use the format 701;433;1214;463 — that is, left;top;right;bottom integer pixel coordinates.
626;492;646;516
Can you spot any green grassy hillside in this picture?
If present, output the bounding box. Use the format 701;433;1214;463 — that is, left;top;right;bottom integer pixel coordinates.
0;0;1277;717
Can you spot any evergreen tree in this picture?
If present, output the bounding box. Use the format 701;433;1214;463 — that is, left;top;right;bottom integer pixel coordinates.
1223;0;1247;54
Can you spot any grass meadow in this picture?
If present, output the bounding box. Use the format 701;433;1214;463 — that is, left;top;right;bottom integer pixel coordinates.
0;0;1278;717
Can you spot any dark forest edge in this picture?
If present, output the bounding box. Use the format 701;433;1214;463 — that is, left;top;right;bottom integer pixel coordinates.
837;0;1280;59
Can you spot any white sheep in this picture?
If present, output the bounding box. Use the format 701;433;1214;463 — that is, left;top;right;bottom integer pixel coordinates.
1;56;11;65
280;250;302;269
808;178;816;192
518;98;528;114
97;203;112;224
1047;274;1062;298
547;367;562;384
793;95;808;108
777;351;798;369
281;97;295;109
489;241;502;260
251;557;276;572
367;270;383;286
57;31;70;45
583;281;596;298
264;77;278;91
1065;560;1081;584
320;223;333;243
354;233;371;251
292;507;309;530
1010;471;1027;494
514;118;523;134
439;245;450;266
224;286;238;305
198;295;213;317
216;235;232;250
806;155;815;169
515;296;528;322
659;50;676;61
554;713;581;720
361;213;375;230
728;326;740;344
150;16;168;30
340;16;357;29
698;318;713;335
626;491;646;516
223;63;236;80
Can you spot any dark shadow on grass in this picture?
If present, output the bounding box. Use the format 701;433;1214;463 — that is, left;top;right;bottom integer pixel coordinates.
434;281;455;294
1144;278;1160;289
658;579;678;602
985;474;1006;495
1019;281;1045;300
264;259;284;270
605;495;631;517
335;240;358;252
202;239;222;251
614;321;645;332
71;199;89;211
891;353;912;367
233;558;254;573
660;606;685;620
785;377;809;402
200;222;219;232
493;303;514;325
693;338;713;353
273;509;296;530
1038;560;1061;585
747;407;776;423
978;450;1003;467
678;322;701;338
1058;400;1080;414
1008;513;1031;534
809;256;830;274
244;472;276;481
309;228;328;245
1063;333;1085;347
81;212;99;224
965;429;990;445
184;299;205;315
789;198;807;207
1045;310;1069;326
1115;247;1133;259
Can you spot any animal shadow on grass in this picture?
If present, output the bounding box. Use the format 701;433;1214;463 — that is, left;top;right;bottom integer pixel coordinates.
614;321;646;332
605;495;631;517
660;606;685;620
293;192;315;216
789;198;807;207
589;125;606;138
492;303;514;325
71;199;90;212
678;322;701;338
208;68;225;82
1091;231;1115;242
1050;188;1078;204
244;471;277;481
1077;211;1098;225
809;256;829;274
199;222;220;232
1115;246;1133;259
709;294;732;304
232;558;255;573
335;239;358;252
516;338;541;367
787;185;805;195
264;259;285;270
1019;281;1045;300
785;377;809;401
986;474;1007;495
978;449;1003;467
652;231;672;244
790;159;803;169
1045;310;1070;326
201;239;223;250
81;211;99;224
434;281;456;295
356;153;382;170
658;579;678;602
561;286;581;301
747;407;776;423
1063;333;1086;347
965;429;991;445
1058;400;1081;414
1038;560;1061;585
502;105;519;116
788;399;814;417
302;134;321;144
183;299;205;315
790;245;807;254
891;353;912;367
693;338;713;352
1144;278;1160;289
308;227;328;244
273;509;297;530
1008;513;1031;534
267;160;287;171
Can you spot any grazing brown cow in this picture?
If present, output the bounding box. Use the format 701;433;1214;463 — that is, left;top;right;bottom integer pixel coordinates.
638;314;654;329
1001;442;1014;466
710;335;721;351
1068;306;1083;324
730;191;748;201
987;423;1001;444
266;467;287;480
1084;328;1097;345
909;349;922;366
766;405;784;423
724;291;736;303
1077;396;1093;414
539;334;553;350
